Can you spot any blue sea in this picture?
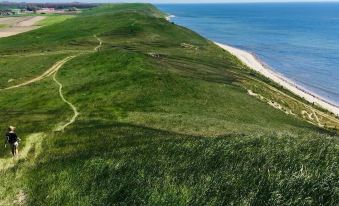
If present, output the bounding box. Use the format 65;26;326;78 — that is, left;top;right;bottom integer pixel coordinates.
157;3;339;105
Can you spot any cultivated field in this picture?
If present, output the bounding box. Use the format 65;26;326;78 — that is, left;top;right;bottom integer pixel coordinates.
0;16;45;38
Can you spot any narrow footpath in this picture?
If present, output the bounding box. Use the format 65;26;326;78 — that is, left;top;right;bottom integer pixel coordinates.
0;35;102;171
1;56;75;90
52;64;79;131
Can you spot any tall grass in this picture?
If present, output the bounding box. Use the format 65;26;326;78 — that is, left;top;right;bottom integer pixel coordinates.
0;4;337;205
26;121;338;205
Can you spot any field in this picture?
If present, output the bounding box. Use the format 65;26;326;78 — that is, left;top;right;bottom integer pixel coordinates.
0;16;44;38
36;15;75;27
0;4;338;205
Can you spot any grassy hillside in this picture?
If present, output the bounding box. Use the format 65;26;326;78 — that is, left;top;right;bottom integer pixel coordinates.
36;15;75;27
0;4;338;205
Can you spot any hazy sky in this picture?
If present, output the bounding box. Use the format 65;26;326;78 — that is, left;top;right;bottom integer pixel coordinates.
6;0;339;3
118;0;339;2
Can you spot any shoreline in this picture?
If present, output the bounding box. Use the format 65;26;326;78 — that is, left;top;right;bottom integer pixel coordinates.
165;15;175;21
215;42;339;117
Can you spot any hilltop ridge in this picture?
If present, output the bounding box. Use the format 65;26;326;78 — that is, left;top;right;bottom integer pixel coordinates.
0;4;338;205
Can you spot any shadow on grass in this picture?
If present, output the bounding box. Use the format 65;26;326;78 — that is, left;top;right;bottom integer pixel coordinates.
25;120;338;205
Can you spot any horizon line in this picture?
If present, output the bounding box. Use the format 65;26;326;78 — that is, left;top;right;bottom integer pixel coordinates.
154;1;339;4
2;1;339;4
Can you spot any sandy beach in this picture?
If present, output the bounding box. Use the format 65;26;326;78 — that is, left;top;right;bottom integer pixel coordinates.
215;42;339;117
165;15;175;21
0;16;45;38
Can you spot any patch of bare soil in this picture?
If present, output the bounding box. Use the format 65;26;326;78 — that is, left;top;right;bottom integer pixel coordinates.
0;16;45;38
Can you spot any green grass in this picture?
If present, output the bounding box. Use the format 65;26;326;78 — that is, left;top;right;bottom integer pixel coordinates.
36;15;75;27
27;124;338;205
0;53;69;87
0;78;71;158
0;4;337;205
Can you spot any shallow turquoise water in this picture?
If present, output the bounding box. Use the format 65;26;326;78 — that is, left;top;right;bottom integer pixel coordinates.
157;3;339;105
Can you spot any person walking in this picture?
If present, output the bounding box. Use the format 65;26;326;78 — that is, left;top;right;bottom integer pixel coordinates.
5;126;20;157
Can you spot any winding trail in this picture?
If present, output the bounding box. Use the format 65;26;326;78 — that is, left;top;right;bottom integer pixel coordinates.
94;35;102;52
1;56;75;90
53;35;101;131
52;62;79;131
1;35;102;91
0;35;103;167
0;34;103;205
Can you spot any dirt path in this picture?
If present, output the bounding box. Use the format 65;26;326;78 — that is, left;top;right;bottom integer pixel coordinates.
0;56;77;172
1;56;75;90
53;35;101;131
0;133;45;171
0;35;102;167
0;34;102;204
0;132;44;206
247;75;339;127
1;35;102;131
52;68;80;131
94;35;102;51
1;35;102;91
0;54;79;132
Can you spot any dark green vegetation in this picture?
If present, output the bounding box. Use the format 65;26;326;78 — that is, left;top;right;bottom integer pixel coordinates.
0;4;338;205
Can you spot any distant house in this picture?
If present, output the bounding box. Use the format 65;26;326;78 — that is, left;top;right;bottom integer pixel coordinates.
36;8;55;14
11;9;21;15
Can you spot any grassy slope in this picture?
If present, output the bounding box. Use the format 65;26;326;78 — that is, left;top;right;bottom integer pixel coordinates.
0;4;338;205
36;15;75;27
0;53;69;87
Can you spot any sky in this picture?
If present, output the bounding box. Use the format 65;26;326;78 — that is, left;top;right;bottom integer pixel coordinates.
4;0;339;3
108;0;339;3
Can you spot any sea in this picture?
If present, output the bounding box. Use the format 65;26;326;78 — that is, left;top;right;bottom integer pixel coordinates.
157;3;339;106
